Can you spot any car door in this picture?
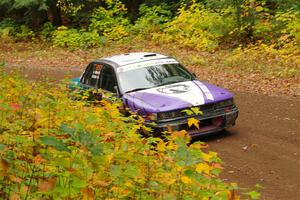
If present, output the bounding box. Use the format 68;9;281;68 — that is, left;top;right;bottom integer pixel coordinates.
98;65;119;95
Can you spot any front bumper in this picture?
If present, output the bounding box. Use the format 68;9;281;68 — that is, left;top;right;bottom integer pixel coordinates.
152;106;239;138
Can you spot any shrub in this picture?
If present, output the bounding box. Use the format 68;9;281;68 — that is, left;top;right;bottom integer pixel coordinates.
52;26;104;48
0;19;16;41
131;3;172;37
0;19;35;42
40;22;56;41
0;70;259;199
88;0;130;41
275;11;300;46
14;25;35;41
159;2;235;51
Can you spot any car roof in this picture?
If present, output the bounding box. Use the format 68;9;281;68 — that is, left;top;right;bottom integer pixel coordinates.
99;52;171;67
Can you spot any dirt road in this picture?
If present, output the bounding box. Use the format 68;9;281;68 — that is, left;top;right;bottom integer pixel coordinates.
205;93;300;200
4;66;300;200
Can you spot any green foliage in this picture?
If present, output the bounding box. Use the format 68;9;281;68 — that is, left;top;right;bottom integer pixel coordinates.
40;22;56;41
131;3;172;37
1;0;299;50
14;25;35;41
0;70;259;199
0;19;15;40
0;19;35;41
52;26;104;49
11;0;48;10
88;0;130;41
159;2;235;51
275;11;300;46
0;60;5;67
57;0;85;16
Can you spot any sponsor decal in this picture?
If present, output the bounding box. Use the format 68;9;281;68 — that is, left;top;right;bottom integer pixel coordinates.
145;81;205;106
117;59;179;72
157;84;191;94
91;70;100;79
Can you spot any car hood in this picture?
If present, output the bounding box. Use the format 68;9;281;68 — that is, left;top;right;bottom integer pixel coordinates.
123;80;233;114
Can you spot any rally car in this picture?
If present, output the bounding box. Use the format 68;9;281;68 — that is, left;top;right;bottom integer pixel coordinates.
70;52;238;137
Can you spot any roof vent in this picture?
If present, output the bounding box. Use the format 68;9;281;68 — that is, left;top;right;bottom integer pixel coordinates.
144;53;157;57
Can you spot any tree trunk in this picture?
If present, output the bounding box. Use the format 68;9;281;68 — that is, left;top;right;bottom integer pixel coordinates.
123;0;144;21
47;0;62;26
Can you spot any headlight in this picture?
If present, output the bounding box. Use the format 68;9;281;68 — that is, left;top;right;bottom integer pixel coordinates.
216;99;234;108
157;111;181;120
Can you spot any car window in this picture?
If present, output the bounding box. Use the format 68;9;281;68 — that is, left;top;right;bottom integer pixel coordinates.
119;63;193;93
81;63;103;87
99;65;117;93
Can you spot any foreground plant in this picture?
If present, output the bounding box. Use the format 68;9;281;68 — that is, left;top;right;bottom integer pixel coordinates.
0;69;258;199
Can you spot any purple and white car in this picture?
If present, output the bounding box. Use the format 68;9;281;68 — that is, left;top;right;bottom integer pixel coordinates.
71;52;238;137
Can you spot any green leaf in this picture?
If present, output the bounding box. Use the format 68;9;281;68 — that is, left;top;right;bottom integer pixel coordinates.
60;124;75;135
184;169;194;177
71;176;87;188
181;109;194;115
0;103;11;111
86;114;98;124
124;165;139;178
246;191;261;199
40;136;70;152
255;184;264;189
0;143;5;150
191;107;203;115
110;165;121;178
89;144;103;156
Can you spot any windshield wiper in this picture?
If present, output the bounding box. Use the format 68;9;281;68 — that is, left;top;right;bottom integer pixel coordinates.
157;80;185;87
125;87;151;93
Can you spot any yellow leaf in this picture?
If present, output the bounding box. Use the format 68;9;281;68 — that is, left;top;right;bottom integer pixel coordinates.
157;140;166;152
196;163;210;174
125;181;133;188
181;176;192;184
255;6;264;12
166;140;177;150
187;118;200;129
172;130;187;139
227;190;240;200
159;173;176;185
202;153;212;162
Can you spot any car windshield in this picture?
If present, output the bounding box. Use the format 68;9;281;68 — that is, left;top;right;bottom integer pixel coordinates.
118;63;194;93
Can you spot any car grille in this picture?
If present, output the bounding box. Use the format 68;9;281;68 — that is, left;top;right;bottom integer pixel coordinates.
157;99;234;121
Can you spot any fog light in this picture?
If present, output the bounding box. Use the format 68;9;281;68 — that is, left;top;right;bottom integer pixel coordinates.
226;113;237;126
224;107;232;113
212;117;223;127
146;113;157;121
